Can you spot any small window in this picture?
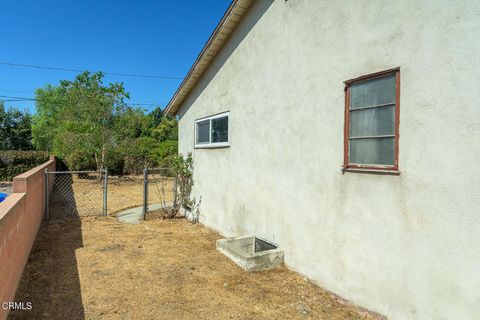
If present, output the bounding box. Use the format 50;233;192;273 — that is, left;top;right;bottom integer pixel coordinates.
344;69;400;171
195;112;229;148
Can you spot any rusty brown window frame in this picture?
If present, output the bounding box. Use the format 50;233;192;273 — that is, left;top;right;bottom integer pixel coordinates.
343;68;400;173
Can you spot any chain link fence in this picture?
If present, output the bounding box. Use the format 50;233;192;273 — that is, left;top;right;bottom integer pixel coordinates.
44;167;178;222
106;173;144;215
45;170;106;221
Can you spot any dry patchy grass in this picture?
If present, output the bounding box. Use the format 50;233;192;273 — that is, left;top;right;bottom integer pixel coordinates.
11;217;378;320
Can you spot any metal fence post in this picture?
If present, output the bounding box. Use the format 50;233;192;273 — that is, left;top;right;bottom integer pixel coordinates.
103;169;108;216
44;169;49;222
173;176;178;207
143;167;148;220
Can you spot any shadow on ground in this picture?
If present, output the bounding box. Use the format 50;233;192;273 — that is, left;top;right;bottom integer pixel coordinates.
8;217;378;320
9;210;85;319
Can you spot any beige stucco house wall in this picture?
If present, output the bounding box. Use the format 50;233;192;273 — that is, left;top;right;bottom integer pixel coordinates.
170;1;480;319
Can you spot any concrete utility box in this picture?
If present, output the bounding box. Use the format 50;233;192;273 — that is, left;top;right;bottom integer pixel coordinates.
216;236;284;272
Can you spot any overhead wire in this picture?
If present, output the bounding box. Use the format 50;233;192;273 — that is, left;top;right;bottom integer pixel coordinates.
0;94;165;107
0;62;183;80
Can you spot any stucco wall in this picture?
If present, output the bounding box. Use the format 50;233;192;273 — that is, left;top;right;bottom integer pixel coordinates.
176;1;480;319
0;158;55;320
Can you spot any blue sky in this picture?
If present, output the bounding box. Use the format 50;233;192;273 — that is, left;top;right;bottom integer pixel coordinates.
0;0;231;113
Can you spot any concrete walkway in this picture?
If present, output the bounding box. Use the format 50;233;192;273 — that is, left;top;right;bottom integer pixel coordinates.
116;204;164;224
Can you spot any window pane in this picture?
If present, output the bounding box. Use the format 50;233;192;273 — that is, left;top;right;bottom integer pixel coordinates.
211;116;228;143
350;74;396;109
196;120;210;144
350;137;394;165
350;105;395;137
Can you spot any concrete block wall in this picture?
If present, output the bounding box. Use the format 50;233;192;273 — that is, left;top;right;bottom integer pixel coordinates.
0;157;55;320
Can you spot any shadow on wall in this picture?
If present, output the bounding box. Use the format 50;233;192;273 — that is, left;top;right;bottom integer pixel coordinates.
176;0;275;120
9;218;84;320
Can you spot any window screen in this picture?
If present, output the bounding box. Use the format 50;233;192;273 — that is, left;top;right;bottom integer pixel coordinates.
347;71;398;168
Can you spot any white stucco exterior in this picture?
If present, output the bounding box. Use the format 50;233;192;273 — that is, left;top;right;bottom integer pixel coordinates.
175;1;480;319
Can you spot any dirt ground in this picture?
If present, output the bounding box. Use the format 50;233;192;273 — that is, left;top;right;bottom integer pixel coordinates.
107;174;175;214
107;175;145;213
10;217;378;320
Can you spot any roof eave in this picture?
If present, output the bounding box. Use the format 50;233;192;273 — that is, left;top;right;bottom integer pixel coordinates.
164;0;253;116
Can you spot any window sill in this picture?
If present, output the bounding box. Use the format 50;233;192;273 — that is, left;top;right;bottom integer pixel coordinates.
342;167;400;176
194;143;230;149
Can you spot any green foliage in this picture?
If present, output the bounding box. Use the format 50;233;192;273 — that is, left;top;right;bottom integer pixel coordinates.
152;140;178;167
169;153;194;209
33;71;133;170
113;106;150;141
0;102;34;151
121;136;159;173
157;153;197;221
31;71;179;172
0;150;49;180
151;116;178;142
31;85;66;151
147;107;163;129
52;124;97;170
56;71;130;171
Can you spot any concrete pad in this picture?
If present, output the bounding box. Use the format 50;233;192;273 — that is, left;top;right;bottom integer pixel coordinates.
116;204;164;224
216;236;284;272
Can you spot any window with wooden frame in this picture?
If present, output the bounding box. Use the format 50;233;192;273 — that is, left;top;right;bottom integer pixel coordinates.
343;68;400;173
194;111;230;148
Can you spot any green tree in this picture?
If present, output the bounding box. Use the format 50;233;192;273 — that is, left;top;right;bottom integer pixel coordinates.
31;85;66;151
113;106;150;140
59;71;130;171
33;71;134;170
147;106;163;129
0;102;34;150
152;139;178;167
148;116;179;167
31;72;179;171
121;136;159;173
151;116;178;142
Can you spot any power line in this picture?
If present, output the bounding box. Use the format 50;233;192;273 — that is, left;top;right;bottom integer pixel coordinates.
0;94;165;104
0;94;165;107
0;62;183;80
0;90;167;105
0;95;35;101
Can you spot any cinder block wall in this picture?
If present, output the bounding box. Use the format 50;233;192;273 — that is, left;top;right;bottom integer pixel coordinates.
0;157;55;320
